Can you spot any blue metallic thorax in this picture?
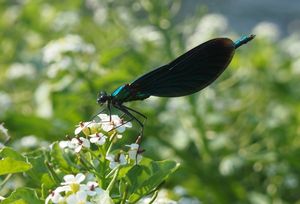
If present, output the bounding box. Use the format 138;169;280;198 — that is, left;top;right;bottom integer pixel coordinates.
111;84;150;103
111;85;125;97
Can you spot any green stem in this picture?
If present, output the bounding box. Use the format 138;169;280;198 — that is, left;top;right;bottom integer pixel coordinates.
148;190;159;204
79;155;102;178
105;165;119;179
120;183;129;204
45;161;60;185
106;132;117;156
106;167;120;192
0;174;12;189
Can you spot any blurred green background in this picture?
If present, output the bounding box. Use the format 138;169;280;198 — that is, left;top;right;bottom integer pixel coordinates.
1;0;300;203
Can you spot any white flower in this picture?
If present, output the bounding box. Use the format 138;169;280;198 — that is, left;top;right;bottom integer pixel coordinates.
43;34;95;63
45;186;69;204
61;173;85;194
187;13;228;48
253;21;280;41
6;63;36;80
89;133;107;146
73;137;90;153
91;189;114;204
34;82;52;118
130;26;162;43
19;135;39;148
66;190;91;204
61;173;86;186
0;92;12;116
98;114;132;133
60;137;90;153
106;153;127;169
126;143;142;164
45;191;63;204
0;123;9;141
46;57;71;78
138;189;177;204
52;11;79;32
84;181;104;197
59;140;73;149
74;121;101;136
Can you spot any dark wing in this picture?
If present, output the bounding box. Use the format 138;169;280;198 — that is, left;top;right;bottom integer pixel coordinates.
129;38;235;97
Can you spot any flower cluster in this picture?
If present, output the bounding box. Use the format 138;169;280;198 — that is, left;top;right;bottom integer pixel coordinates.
58;113;141;168
46;173;113;204
46;113;144;203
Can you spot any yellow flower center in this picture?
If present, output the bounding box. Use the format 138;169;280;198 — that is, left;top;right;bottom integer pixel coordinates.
70;183;80;193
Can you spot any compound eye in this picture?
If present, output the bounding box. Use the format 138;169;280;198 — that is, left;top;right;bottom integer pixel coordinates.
97;91;108;104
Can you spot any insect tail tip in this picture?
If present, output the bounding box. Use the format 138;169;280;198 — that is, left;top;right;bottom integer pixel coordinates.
249;34;256;40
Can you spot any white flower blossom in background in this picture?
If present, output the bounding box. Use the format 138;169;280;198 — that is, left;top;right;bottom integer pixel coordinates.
282;34;300;59
106;153;127;169
138;189;177;204
46;57;71;78
0;92;12;116
187;13;228;48
98;114;132;133
291;58;300;74
85;0;108;25
126;143;142;164
59;137;90;153
219;155;244;176
0;123;9;142
52;11;79;31
19;135;37;147
93;7;108;25
34;82;53;118
6;63;36;80
12;135;49;151
89;133;107;146
43;34;95;63
130;26;163;43
252;21;280;41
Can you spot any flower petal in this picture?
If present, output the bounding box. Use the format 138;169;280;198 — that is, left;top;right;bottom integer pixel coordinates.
59;141;70;148
75;173;85;183
63;174;75;183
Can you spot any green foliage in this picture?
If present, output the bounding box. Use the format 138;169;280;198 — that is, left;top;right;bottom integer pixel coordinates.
125;159;179;202
0;119;179;203
0;147;32;175
1;188;42;204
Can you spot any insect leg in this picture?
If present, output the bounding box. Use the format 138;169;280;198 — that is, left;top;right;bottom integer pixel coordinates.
107;116;134;133
107;102;112;121
114;104;144;138
121;104;147;119
120;105;147;133
90;105;106;121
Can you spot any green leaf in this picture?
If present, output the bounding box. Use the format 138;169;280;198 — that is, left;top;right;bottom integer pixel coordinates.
0;157;32;175
125;158;180;202
0;147;26;161
50;142;72;172
1;187;42;204
25;149;53;187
